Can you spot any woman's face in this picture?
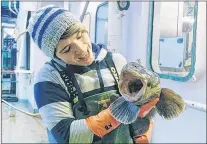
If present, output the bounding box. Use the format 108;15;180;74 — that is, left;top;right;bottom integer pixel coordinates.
56;31;94;66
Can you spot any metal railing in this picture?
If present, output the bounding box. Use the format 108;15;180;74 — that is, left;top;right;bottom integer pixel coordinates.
184;100;206;112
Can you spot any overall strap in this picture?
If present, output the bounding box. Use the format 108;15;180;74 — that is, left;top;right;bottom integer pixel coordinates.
50;60;90;115
104;52;120;90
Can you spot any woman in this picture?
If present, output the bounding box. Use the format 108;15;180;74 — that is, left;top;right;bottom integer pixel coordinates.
28;5;158;143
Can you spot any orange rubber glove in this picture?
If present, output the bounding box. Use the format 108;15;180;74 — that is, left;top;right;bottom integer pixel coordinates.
84;108;121;138
84;97;159;138
135;120;154;143
137;97;159;118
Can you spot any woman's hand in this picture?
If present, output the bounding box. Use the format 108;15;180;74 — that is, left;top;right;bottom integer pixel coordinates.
138;97;159;118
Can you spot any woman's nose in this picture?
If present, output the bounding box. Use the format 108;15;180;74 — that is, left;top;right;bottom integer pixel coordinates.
74;40;87;54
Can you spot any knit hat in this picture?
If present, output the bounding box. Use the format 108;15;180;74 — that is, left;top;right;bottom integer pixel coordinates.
28;5;81;58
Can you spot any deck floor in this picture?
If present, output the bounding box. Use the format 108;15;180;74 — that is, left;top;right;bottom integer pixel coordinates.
1;101;48;143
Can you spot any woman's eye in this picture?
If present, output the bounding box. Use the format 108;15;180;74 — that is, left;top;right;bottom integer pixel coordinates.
77;36;81;40
64;46;71;53
77;32;82;39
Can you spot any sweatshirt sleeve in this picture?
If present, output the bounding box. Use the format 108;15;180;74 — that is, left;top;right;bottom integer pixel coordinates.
34;65;94;143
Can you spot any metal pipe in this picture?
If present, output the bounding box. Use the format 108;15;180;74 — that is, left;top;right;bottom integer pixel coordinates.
80;2;89;22
8;1;17;16
13;1;19;14
184;100;206;112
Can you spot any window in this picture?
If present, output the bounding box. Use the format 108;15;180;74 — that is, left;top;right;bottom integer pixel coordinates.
147;2;198;82
1;27;17;94
95;2;108;46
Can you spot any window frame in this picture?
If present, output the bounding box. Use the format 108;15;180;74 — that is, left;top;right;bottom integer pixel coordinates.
147;1;198;82
95;1;108;45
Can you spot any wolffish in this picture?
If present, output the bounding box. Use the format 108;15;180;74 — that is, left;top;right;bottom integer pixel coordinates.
118;61;185;120
108;61;185;137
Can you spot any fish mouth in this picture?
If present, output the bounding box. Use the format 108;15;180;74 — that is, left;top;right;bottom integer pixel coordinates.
128;79;143;94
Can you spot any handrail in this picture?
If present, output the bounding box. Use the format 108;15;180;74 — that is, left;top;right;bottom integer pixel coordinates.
14;69;33;74
2;69;33;74
184;100;206;112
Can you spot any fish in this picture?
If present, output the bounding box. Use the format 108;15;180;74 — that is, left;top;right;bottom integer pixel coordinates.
118;61;185;120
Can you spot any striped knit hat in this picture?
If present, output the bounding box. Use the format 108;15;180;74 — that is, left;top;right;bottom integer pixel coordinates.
28;5;81;58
